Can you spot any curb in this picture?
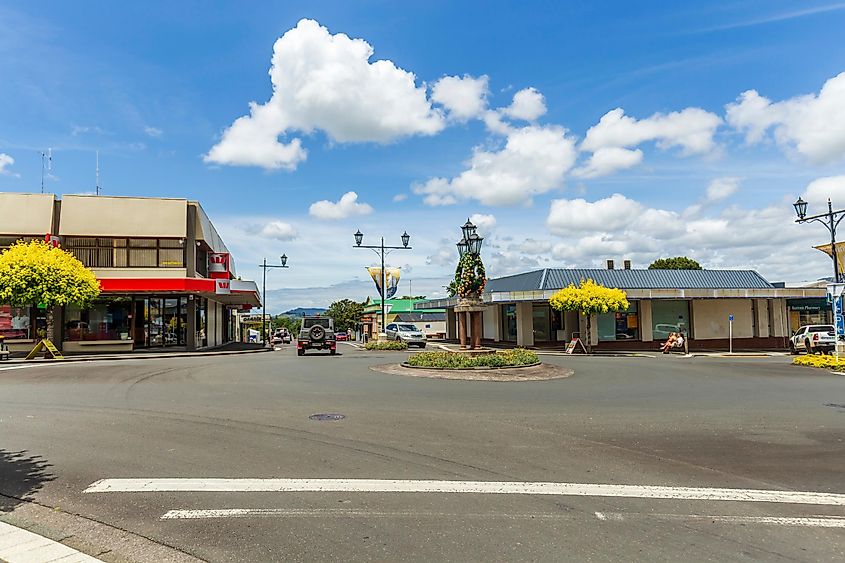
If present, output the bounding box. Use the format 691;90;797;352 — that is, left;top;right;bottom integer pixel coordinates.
2;347;272;364
0;519;104;562
400;361;542;371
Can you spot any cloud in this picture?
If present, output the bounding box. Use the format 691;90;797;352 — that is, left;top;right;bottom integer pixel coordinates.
256;220;298;241
71;125;105;136
507;238;552;255
205;19;445;170
413;124;578;206
392;193;408;202
309;191;374;220
469;213;496;233
725;71;845;163
581;107;722;155
500;87;547;121
0;153;17;176
705;177;740;201
802;175;845;206
573;147;644;178
144;126;163;138
431;75;489;120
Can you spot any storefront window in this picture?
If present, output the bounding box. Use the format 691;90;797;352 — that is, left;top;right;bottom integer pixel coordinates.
532;304;551;342
64;300;132;341
196;298;207;347
0;305;33;340
501;304;517;341
652;300;691;340
598;301;639;341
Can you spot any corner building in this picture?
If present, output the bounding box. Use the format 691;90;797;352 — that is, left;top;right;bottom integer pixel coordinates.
0;193;260;354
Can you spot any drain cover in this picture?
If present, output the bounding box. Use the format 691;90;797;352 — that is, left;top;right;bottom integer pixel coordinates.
309;413;346;421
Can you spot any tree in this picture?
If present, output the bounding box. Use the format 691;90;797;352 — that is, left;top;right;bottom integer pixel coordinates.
549;279;629;353
447;254;486;298
648;256;702;270
326;299;364;332
0;240;101;342
399;295;427;300
271;315;300;334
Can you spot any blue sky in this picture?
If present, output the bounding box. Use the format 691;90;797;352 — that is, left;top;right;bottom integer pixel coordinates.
2;1;845;312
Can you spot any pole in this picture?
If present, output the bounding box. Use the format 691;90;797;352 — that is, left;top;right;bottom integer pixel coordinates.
262;258;267;347
729;315;733;354
380;237;386;339
830;199;839;283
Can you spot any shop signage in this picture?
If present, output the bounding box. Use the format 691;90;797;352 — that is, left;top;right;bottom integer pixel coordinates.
208;252;230;278
239;314;264;323
44;233;60;248
565;337;587;354
215;279;231;295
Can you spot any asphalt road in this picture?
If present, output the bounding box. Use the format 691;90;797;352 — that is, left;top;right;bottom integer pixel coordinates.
1;345;844;562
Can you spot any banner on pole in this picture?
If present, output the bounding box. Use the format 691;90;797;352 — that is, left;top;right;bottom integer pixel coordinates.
367;267;401;299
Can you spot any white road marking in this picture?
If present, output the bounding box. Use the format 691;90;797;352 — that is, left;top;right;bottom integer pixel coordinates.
0;520;104;562
595;512;845;528
84;478;845;506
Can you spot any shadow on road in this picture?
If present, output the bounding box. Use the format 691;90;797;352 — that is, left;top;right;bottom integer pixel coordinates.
0;449;55;512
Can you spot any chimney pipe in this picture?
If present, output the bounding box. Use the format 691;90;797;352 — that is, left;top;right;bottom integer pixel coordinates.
623;259;631;270
606;259;614;270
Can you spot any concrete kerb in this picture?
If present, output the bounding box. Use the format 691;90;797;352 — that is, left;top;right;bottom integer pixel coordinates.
400;361;542;371
2;347;272;364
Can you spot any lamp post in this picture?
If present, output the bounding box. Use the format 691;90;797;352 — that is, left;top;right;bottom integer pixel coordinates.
354;230;411;338
793;197;845;282
454;218;485;349
259;254;289;347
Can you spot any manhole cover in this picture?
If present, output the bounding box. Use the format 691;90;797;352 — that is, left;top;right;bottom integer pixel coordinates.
823;403;845;410
309;413;345;421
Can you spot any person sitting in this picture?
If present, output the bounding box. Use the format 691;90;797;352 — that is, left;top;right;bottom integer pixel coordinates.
661;332;677;353
674;332;685;352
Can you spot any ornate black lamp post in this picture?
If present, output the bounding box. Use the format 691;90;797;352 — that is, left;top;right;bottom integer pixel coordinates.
353;230;412;338
260;254;288;347
453;218;485;349
793;197;845;282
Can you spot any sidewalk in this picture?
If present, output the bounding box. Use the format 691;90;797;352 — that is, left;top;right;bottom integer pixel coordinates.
1;342;270;364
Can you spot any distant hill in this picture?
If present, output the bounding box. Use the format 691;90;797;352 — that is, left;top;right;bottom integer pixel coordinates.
282;307;327;317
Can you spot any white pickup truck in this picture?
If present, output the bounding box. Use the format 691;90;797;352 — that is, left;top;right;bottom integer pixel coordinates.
789;324;836;355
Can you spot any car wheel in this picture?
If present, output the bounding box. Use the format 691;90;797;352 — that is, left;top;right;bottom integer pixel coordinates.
330;349;336;355
789;342;797;355
805;340;813;354
419;343;426;348
297;349;304;356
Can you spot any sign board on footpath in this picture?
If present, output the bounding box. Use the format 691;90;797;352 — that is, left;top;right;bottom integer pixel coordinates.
565;337;587;354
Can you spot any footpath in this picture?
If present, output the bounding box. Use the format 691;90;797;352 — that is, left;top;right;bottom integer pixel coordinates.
0;342;270;364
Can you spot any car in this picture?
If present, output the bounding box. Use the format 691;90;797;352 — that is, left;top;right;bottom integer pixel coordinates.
335;331;348;341
789;324;836;355
385;323;427;348
297;316;336;356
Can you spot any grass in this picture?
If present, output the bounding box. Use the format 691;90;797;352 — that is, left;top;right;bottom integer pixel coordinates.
405;348;539;369
365;340;408;351
792;354;845;372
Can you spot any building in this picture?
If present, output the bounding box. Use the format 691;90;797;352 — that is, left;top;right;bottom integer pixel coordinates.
361;298;446;338
0;193;261;354
418;267;827;351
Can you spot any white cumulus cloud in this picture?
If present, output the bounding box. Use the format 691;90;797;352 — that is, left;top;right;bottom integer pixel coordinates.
725;71;845;163
144;126;163;138
500;87;547;121
469;213;496;233
573;147;644;178
258;220;298;241
705;177;740;201
431;75;489;120
581;107;722;155
309;191;374;220
205;19;445;170
802;175;845;207
0;153;16;176
413;124;578;206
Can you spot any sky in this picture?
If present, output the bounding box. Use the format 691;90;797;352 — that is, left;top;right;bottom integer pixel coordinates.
2;1;845;313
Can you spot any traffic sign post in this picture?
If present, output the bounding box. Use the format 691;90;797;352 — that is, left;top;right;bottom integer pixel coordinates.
728;314;734;354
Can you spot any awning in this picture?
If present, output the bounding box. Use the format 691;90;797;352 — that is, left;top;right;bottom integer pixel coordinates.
98;278;261;307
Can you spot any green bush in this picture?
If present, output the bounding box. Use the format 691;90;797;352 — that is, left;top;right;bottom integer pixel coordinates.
365;340;408;351
406;348;539;368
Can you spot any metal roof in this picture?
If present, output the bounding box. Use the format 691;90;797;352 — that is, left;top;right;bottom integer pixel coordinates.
488;268;774;292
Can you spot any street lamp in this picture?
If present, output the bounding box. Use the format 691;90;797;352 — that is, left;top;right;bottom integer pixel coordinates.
793;197;845;282
259;255;290;346
456;238;468;257
353;230;412;338
454;218;485;350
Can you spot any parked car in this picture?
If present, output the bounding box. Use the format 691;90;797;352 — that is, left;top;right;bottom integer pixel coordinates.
297;316;336;356
335;331;348;341
271;328;291;345
385;323;427;348
789;324;836;355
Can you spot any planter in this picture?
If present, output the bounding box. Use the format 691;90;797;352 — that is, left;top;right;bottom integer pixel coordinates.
401;361;541;371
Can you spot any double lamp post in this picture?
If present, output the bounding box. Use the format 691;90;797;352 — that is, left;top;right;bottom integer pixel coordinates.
793;197;845;282
455;218;484;349
353;230;411;338
259;254;288;346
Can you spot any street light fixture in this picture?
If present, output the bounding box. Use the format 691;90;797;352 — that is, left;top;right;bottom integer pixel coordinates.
456;238;468;257
467;232;484;255
259;255;290;347
793;196;845;282
353;230;412;338
461;218;476;241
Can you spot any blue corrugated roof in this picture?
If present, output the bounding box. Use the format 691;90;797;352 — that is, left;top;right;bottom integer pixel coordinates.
486;268;773;292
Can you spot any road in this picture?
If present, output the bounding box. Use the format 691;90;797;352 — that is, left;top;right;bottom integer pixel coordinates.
1;345;843;562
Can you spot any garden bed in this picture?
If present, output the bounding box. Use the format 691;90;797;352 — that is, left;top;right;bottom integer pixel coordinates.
404;349;539;369
365;340;408;351
792;354;845;372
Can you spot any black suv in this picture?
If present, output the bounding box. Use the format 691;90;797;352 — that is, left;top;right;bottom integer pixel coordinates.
297;316;336;356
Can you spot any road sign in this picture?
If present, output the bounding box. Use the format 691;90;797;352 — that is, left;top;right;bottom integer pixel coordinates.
728;314;733;321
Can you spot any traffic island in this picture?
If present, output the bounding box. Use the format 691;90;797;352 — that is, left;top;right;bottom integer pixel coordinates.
370;362;572;381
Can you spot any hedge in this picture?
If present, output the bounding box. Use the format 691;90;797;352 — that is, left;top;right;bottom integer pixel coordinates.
406;348;539;369
365;340;408;351
792;354;845;372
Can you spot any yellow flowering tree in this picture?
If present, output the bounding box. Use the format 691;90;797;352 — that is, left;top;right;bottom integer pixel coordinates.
0;240;101;342
549;279;629;352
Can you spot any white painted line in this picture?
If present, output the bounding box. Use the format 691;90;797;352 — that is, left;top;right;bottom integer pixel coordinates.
0;520;103;562
84;478;845;506
596;512;845;528
161;508;580;520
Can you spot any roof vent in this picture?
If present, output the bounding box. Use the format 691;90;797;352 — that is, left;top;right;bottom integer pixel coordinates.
606;259;614;270
623;260;631;270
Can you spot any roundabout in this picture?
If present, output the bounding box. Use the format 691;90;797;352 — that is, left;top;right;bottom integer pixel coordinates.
369;362;574;382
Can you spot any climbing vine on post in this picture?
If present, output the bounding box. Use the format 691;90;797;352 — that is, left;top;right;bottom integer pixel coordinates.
549;279;628;352
447;253;486;298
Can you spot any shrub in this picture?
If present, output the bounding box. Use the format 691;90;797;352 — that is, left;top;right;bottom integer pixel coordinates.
792;354;845;372
365;340;408;351
406;348;539;368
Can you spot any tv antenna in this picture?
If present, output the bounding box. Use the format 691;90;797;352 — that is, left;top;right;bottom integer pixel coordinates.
40;148;52;194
